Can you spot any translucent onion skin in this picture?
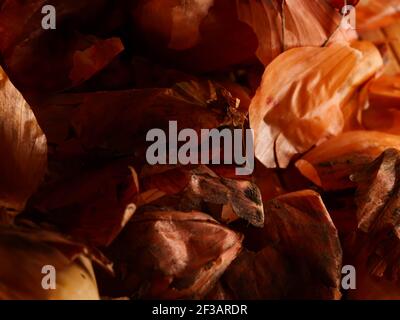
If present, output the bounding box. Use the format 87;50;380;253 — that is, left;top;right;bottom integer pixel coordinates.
250;42;383;169
0;225;100;300
46;256;100;300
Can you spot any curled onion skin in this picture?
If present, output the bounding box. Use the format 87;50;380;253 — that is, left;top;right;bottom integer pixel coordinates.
0;224;100;300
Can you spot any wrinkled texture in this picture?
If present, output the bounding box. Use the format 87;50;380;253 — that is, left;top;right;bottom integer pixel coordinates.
0;0;399;301
132;0;357;72
296;131;400;191
110;210;243;299
250;42;383;169
238;0;357;65
139;165;264;227
38;80;247;159
347;149;400;299
222;190;342;299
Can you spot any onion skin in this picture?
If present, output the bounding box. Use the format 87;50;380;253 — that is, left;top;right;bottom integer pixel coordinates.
250;42;383;169
223;190;342;300
328;0;360;9
110;210;243;299
0;225;100;300
346;149;400;300
295;131;400;191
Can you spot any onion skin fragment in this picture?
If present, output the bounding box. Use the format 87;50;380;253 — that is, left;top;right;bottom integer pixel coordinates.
0;67;47;222
347;149;400;299
139;165;264;227
357;0;400;31
0;0;124;92
222;190;342;300
237;0;357;66
250;42;382;169
110;210;243;299
295;131;400;191
131;0;258;72
362;75;400;134
0;224;100;300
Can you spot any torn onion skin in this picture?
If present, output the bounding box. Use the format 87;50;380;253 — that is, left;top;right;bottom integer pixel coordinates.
110;210;243;299
347;149;400;299
295;131;400;191
1;0;400;301
222;190;342;300
250;42;382;169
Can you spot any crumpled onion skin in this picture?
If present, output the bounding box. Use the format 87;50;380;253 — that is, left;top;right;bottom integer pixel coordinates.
0;224;100;300
222;190;342;300
39;80;247;160
250;41;383;169
132;0;356;72
29;161;139;247
0;0;124;92
110;210;243;299
238;0;358;66
139;165;264;227
295;131;400;191
0;67;47;222
347;149;400;299
131;0;258;73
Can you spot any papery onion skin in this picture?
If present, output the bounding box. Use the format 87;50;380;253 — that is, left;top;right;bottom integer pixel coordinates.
250;42;382;169
347;149;400;299
223;190;342;300
295;131;400;191
110;210;243;299
0;225;100;300
0;67;47;221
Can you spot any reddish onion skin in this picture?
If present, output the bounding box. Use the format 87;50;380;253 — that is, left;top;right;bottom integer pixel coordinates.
328;0;360;9
131;0;258;72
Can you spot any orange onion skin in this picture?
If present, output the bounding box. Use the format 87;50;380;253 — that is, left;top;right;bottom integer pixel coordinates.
328;0;360;9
